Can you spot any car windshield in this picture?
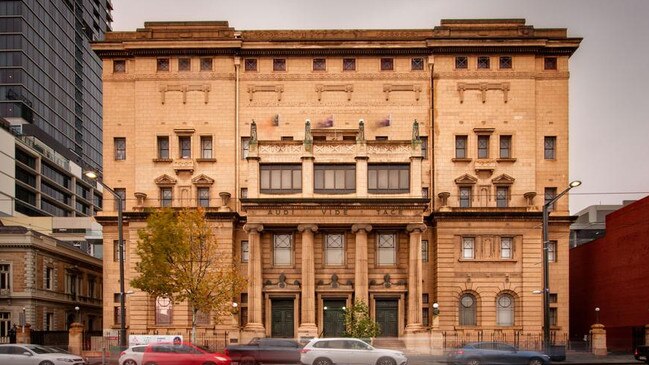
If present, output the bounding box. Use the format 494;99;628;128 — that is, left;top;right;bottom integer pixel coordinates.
24;345;53;354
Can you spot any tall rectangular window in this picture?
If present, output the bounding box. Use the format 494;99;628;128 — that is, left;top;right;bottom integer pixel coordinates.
157;136;169;159
260;165;302;193
314;165;356;194
245;59;258;72
45;313;54;331
241;240;249;263
380;58;394;71
343;58;356;71
462;237;475;259
179;136;191;159
421;136;428;159
273;59;286;72
114;307;125;325
114;188;126;211
368;164;409;193
422;240;429;262
455;135;468;158
325;234;345;266
501;237;513;259
200;136;213;159
45;267;54;290
377;233;397;266
178;58;191;71
455;56;468;69
197;187;209;207
273;234;292;266
459;186;472;208
114;138;126;160
544;136;556;159
0;264;9;290
499;135;512;158
155;297;173;325
548;241;557;262
200;58;213;71
0;312;9;337
550;308;558;326
496;186;509;208
160;187;172;207
545;187;557;212
477;135;489;159
242;137;250;159
113;240;120;262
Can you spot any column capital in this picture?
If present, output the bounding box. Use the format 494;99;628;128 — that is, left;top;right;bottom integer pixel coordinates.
406;223;427;233
243;223;264;233
297;224;318;233
352;224;373;233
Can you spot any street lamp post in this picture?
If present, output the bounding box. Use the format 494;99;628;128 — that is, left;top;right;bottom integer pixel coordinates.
542;180;581;351
85;171;126;348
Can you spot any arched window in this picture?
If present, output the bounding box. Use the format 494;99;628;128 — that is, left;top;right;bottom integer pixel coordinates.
496;293;515;326
459;293;477;326
155;296;173;325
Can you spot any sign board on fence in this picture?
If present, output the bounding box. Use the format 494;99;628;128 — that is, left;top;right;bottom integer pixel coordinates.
129;335;183;347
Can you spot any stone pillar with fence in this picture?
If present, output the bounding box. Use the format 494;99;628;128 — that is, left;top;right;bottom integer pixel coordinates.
16;324;31;344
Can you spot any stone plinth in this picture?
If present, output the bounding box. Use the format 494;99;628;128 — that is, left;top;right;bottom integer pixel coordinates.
590;323;607;356
16;324;31;344
430;330;444;355
68;322;85;355
403;329;430;354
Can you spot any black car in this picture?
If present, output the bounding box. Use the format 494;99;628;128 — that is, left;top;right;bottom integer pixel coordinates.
447;342;551;365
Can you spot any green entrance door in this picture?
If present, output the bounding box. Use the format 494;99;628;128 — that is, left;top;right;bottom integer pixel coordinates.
271;299;294;338
323;300;346;337
375;299;398;337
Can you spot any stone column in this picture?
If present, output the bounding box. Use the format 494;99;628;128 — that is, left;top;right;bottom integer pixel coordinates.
352;224;372;304
68;322;84;355
247;156;260;198
355;156;368;198
297;224;318;339
16;323;31;344
405;224;427;332
302;156;314;198
410;155;423;198
590;323;607;356
242;223;265;340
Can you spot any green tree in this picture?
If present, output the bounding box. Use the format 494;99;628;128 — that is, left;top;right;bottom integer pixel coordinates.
342;300;381;341
131;208;246;343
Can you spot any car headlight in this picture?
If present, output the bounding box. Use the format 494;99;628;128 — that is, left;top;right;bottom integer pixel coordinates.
213;355;229;361
56;358;75;362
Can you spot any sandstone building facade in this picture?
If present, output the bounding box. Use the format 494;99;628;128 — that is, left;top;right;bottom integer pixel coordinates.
92;19;580;348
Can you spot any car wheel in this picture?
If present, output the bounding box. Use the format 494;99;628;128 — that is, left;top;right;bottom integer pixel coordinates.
39;361;55;365
376;357;396;365
466;358;480;365
313;357;333;365
529;358;544;365
123;360;137;365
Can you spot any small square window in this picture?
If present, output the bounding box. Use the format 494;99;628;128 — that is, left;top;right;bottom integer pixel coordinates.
313;58;326;71
113;60;126;73
544;57;557;70
499;56;512;69
245;59;257;72
200;58;213;71
343;58;356;71
178;58;191;71
157;58;169;72
380;58;394;71
455;56;468;69
411;58;424;70
273;59;286;72
477;56;490;69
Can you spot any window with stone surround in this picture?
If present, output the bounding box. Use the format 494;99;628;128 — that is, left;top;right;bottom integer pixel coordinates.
459;186;472;208
160;187;172;207
314;164;356;194
343;58;356;71
313;58;326;71
377;233;397;266
496;186;509;208
496;293;515;326
455;135;468;159
197;187;209;207
325;234;345;266
477;56;490;69
114;137;126;160
114;188;126;211
157;136;169;159
422;240;429;262
411;57;424;70
241;240;249;263
455;56;468;69
459;293;477;326
477;135;490;159
380;58;394;71
155;296;173;325
544;136;556;160
548;240;557;262
178;57;191;71
113;60;126;73
179;136;191;159
200;136;213;159
156;58;169;72
273;58;286;72
500;135;512;158
499;56;512;69
500;237;513;259
241;137;250;159
0;264;9;291
260;164;302;194
113;240;120;263
200;58;213;71
462;237;475;259
368;164;409;193
544;57;557;70
1;312;11;337
113;306;125;325
273;234;293;266
245;58;257;72
545;187;557;212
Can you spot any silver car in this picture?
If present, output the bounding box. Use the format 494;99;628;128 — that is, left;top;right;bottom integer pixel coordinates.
0;344;86;365
300;338;407;365
118;345;147;365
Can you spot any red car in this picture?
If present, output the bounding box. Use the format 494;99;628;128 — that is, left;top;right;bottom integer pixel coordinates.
141;342;230;365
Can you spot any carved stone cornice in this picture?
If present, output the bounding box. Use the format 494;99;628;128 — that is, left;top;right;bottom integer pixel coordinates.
154;174;177;186
247;84;283;101
352;224;373;233
159;84;210;104
457;82;510;103
315;84;353;101
455;174;478;185
383;84;422;101
297;224;318;233
191;174;215;186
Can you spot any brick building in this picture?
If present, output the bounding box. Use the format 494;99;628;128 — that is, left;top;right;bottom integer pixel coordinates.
570;196;649;351
92;19;580;349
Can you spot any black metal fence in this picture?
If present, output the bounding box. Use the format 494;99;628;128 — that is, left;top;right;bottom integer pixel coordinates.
442;330;567;351
30;330;69;348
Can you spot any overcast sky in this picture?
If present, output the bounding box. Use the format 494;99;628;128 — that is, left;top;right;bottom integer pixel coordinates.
110;0;649;214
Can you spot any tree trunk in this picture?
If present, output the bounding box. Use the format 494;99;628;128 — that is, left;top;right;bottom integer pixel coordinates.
192;306;197;344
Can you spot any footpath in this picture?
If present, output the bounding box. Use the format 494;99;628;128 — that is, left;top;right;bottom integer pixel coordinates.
405;350;640;365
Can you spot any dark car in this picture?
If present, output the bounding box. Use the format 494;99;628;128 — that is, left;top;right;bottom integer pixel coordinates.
447;342;551;365
224;337;301;365
141;342;230;365
635;345;649;364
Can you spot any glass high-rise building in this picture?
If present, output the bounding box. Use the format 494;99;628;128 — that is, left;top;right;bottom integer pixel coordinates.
0;0;112;216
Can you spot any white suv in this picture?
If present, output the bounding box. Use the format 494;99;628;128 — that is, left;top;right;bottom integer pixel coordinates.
118;345;147;365
301;338;407;365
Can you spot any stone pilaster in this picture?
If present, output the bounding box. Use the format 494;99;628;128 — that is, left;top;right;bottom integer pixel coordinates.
410;155;423;198
302;156;314;198
242;223;265;341
247;156;260;198
355;156;368;198
590;323;607;356
405;224;427;332
297;224;318;339
68;322;84;355
352;224;372;304
16;324;31;344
